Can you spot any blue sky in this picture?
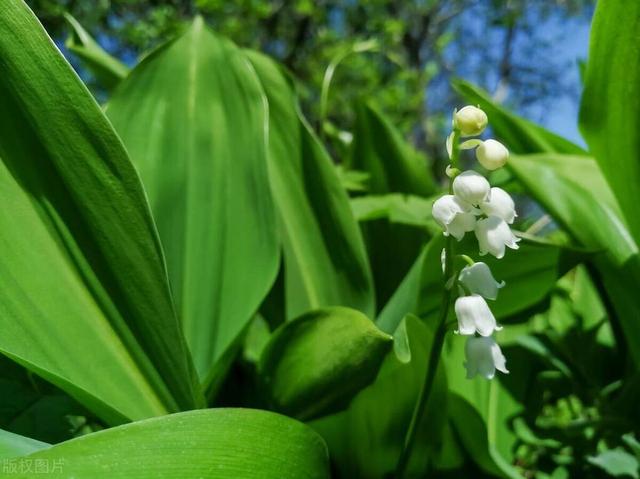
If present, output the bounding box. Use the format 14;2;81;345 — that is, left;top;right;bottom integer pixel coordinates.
518;14;592;146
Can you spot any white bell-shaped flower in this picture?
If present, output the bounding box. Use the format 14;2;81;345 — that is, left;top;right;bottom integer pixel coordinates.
459;262;505;300
454;106;488;137
452;171;490;206
474;216;520;259
476;139;509;170
432;195;477;241
480;187;517;224
454;294;501;336
464;336;509;379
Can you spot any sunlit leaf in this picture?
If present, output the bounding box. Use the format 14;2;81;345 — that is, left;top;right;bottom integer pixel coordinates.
508;153;640;365
106;18;280;382
580;0;640;243
10;409;330;478
0;0;202;424
0;430;48;460
247;50;375;319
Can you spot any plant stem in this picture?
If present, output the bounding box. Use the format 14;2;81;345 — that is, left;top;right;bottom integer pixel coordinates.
395;128;461;478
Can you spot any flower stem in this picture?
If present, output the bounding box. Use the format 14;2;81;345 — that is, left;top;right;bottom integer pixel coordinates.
395;129;461;478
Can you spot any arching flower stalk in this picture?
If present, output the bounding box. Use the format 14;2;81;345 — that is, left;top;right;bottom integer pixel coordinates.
397;105;517;477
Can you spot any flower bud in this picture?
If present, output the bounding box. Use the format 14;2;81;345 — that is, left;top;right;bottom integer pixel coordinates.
454;105;488;137
452;170;490;206
476;139;509;170
464;336;509;380
480;187;517;224
454;294;501;336
432;195;477;241
474;216;520;259
459;262;505;300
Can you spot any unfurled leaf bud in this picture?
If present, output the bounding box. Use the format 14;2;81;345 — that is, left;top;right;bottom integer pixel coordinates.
476;139;509;170
454;105;488;137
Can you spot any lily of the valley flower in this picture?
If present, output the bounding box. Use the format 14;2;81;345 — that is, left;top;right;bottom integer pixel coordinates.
454;294;502;336
476;139;509;170
464;336;509;379
480;187;517;224
475;216;520;259
458;262;505;300
454;105;488;137
452;170;490;206
432;195;477;240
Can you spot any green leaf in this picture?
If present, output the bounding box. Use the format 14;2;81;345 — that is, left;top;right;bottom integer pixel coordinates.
64;13;129;92
310;314;449;478
348;100;435;195
350;193;437;231
377;235;579;334
259;307;392;421
10;409;330;478
0;0;201;423
348;100;435;306
580;0;640;243
508;154;640;364
246;50;375;319
453;80;587;155
588;448;640;479
106;19;280;382
0;430;48;460
448;393;521;479
445;321;539;475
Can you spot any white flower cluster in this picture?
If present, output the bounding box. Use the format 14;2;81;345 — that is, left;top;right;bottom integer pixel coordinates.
432;105;518;380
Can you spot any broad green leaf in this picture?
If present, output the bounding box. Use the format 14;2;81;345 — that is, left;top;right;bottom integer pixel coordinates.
348;101;435;306
64;14;129;92
447;393;520;479
588;448;640;479
246;51;375;319
454;80;587;156
0;0;201;423
106;18;280;381
310;314;449;478
508;154;640;364
580;0;640;243
348;100;435;195
377;235;579;334
10;409;330;478
0;430;48;460
259;307;392;421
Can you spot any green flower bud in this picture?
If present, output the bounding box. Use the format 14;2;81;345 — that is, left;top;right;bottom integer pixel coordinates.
454;105;488;137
